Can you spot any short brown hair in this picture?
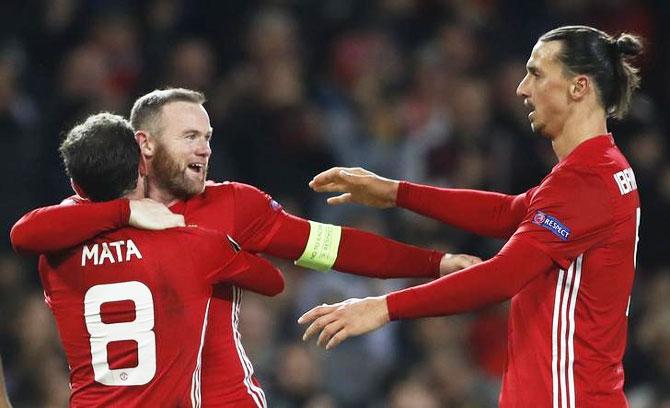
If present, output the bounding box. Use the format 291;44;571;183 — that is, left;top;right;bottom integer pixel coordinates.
59;113;139;202
130;88;206;134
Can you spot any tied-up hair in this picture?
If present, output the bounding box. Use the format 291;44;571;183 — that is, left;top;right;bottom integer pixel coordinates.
540;25;643;119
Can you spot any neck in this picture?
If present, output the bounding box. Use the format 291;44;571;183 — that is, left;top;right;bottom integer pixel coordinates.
123;176;148;200
145;175;180;206
551;105;608;160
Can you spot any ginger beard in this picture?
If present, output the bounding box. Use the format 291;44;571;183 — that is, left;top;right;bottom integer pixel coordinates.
151;140;208;199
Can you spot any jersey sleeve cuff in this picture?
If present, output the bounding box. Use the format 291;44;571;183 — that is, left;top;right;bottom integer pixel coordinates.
396;181;417;209
429;251;444;278
386;289;412;321
118;198;131;227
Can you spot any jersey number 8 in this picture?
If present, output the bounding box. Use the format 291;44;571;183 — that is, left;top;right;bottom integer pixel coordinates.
84;281;156;386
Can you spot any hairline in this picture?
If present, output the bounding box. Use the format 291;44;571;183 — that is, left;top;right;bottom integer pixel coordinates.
140;100;206;138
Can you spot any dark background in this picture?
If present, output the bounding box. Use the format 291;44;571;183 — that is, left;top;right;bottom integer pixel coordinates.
1;1;668;406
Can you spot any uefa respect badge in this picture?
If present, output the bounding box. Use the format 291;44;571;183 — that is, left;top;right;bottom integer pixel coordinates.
532;211;571;241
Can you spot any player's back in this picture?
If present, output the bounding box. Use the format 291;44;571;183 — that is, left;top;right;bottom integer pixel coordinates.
39;227;216;407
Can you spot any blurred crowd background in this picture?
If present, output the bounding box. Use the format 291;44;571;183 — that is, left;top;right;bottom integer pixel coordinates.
1;0;668;407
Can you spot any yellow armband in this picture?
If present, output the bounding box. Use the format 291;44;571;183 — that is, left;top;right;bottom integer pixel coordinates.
294;221;342;271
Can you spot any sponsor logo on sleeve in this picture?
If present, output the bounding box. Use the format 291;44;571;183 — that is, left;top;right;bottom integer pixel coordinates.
532;211;571;241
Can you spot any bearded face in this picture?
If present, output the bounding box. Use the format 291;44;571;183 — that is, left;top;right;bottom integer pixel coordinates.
151;140;208;199
145;101;213;200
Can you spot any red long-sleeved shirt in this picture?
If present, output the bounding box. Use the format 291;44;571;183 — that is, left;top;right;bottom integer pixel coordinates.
11;182;444;407
396;181;529;239
11;192;443;280
389;135;638;408
387;236;553;319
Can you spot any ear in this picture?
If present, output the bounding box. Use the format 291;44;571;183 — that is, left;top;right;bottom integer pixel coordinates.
570;75;590;101
136;130;155;158
70;179;88;199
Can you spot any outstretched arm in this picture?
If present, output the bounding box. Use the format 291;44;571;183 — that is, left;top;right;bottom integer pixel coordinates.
396;181;529;239
298;236;553;349
310;167;529;239
11;198;184;255
264;213;481;279
230;181;481;280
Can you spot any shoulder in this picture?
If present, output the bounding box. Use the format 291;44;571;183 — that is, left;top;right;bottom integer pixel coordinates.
203;181;268;199
539;164;608;196
532;165;613;216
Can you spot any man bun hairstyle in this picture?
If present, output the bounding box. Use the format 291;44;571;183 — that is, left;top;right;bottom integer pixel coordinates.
59;113;139;202
130;88;206;135
540;25;643;119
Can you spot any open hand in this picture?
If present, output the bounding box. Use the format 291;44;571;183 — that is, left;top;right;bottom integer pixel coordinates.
309;167;399;208
298;296;390;350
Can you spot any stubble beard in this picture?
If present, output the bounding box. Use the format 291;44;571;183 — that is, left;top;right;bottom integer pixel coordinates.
151;142;207;200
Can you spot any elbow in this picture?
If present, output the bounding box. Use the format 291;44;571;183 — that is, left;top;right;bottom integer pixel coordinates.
9;222;32;255
266;273;286;296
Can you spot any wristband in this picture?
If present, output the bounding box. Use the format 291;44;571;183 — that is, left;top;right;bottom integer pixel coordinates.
294;221;342;271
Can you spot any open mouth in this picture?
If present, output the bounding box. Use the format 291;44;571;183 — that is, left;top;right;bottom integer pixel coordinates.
524;99;534;114
187;163;205;174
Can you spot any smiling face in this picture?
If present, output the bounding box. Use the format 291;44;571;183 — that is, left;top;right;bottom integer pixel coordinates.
516;40;573;139
149;101;213;199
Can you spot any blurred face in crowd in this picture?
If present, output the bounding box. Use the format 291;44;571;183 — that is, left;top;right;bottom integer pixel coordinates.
516;40;572;139
149;101;212;199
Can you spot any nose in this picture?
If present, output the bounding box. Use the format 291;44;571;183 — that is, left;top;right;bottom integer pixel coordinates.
516;74;529;98
195;139;212;158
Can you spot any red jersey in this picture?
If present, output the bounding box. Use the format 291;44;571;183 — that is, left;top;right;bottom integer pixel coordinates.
12;183;443;407
502;135;639;407
40;226;283;407
169;183;284;407
389;135;639;407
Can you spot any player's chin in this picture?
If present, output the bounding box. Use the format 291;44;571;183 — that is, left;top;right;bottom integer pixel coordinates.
187;179;206;195
179;175;206;196
529;119;542;134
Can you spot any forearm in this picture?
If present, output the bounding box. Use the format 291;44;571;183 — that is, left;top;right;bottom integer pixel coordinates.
264;214;442;279
396;181;527;239
10;199;130;254
334;227;442;278
386;237;553;320
227;253;285;296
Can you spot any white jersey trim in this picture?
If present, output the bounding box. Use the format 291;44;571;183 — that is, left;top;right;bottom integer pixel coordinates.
191;297;211;408
232;287;267;407
552;254;583;408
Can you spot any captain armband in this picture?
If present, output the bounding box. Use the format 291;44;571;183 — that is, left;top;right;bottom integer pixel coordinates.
294;221;342;272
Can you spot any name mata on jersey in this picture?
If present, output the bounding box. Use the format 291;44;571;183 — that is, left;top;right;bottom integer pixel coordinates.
82;240;143;266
